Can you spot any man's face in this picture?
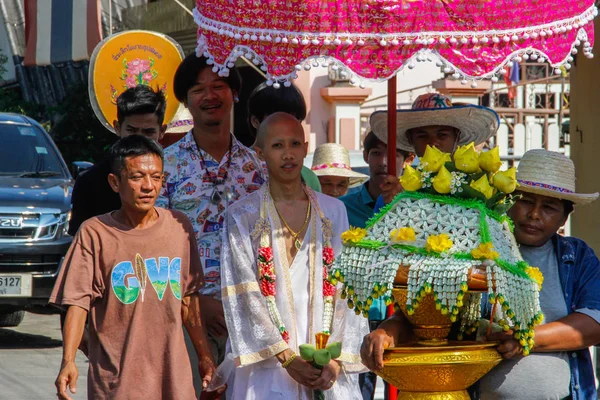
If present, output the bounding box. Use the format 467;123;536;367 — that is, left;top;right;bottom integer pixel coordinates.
109;154;164;214
508;191;568;247
256;119;307;184
318;176;349;198
114;114;166;141
408;125;459;157
363;144;406;188
185;67;234;127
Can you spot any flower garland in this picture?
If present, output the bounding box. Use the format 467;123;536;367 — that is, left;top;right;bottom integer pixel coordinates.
257;187;336;345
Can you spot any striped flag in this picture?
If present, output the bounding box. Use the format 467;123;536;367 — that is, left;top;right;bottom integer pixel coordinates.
24;0;102;67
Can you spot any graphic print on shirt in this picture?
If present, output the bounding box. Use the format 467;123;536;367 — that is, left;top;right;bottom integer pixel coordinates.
111;254;182;304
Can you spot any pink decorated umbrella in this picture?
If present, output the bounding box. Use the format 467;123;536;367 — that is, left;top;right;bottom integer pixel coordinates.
193;0;596;177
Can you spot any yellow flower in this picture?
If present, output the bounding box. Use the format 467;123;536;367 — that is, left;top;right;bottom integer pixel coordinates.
425;233;453;253
341;227;367;244
399;165;423;192
421;145;452;173
453;143;480;173
470;175;494;199
471;243;500;260
390;227;416;242
432;165;452;194
526;266;544;290
479;147;502;173
492;167;518;194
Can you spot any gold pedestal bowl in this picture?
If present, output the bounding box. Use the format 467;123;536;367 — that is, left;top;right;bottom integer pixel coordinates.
377;342;502;400
374;276;501;399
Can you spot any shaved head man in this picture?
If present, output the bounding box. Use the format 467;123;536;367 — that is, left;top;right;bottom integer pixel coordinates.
254;112;308;185
221;114;368;399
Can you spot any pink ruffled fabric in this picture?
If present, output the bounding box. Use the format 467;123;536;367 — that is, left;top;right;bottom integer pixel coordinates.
194;0;596;81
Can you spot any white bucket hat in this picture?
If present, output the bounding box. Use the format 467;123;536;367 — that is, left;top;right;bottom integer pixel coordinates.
311;143;368;188
370;92;499;152
166;104;194;134
517;149;598;205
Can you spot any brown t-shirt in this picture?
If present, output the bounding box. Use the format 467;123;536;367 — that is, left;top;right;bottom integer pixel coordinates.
50;208;204;400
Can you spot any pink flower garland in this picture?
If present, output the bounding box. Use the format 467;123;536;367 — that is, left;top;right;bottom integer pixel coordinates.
258;244;336;343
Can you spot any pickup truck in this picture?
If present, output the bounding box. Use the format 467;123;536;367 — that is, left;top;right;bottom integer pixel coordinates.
0;112;79;326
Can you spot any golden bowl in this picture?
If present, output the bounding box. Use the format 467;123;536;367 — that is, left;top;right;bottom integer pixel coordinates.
394;287;453;346
376;342;502;400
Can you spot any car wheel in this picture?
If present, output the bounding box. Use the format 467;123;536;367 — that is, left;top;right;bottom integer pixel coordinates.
0;310;25;327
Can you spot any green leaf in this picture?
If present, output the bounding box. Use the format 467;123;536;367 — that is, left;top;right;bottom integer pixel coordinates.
443;161;459;173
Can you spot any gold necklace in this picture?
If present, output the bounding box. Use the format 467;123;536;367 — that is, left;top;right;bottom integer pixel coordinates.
275;201;311;250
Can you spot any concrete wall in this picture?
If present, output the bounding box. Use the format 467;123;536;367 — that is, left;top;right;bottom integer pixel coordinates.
568;27;600;254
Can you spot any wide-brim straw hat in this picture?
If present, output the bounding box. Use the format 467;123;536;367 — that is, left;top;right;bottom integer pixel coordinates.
166;104;194;134
311;143;369;188
370;92;499;152
516;149;598;205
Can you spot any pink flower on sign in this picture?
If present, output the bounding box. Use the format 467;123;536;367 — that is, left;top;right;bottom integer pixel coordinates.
127;58;150;76
127;59;141;75
125;75;136;88
140;59;150;71
142;72;153;82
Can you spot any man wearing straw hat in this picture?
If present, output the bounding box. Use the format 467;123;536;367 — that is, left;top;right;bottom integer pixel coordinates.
478;149;600;400
369;92;500;207
360;92;498;400
310;143;368;198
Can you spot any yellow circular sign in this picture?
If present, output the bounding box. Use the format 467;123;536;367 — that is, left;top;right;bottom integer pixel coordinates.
89;30;184;134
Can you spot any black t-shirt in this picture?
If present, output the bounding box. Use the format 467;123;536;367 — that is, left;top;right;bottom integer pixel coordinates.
68;159;121;235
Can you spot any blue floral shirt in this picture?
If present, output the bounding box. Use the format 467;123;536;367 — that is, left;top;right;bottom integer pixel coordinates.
157;132;266;298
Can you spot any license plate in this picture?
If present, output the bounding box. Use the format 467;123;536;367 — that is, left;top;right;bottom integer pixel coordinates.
0;274;32;297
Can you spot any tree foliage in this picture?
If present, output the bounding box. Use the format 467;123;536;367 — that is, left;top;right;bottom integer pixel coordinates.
50;82;117;166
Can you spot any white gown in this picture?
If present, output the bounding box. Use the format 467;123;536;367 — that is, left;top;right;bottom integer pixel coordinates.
220;186;368;400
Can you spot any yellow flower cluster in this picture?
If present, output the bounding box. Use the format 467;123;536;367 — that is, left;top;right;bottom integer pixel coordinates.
425;233;453;253
390;227;416;242
471;242;500;260
421;145;451;172
401;143;518;199
526;266;544;290
341;227;367;244
492;167;518;194
470;175;495;199
432;165;452;194
454;143;480;173
480;147;502;173
400;165;423;191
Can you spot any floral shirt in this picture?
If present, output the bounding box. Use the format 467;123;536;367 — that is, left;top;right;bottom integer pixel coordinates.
157;131;266;298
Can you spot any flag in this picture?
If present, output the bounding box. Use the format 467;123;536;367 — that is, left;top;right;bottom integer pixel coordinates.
24;0;102;67
503;61;520;100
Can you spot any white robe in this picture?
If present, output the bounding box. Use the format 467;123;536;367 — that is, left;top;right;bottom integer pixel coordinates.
220;187;368;400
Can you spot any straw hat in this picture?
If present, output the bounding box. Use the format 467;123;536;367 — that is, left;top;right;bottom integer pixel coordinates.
370;92;499;152
516;149;598;205
311;143;369;188
166;104;194;134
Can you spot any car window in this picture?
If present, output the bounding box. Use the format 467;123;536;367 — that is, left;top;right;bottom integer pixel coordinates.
0;124;65;176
